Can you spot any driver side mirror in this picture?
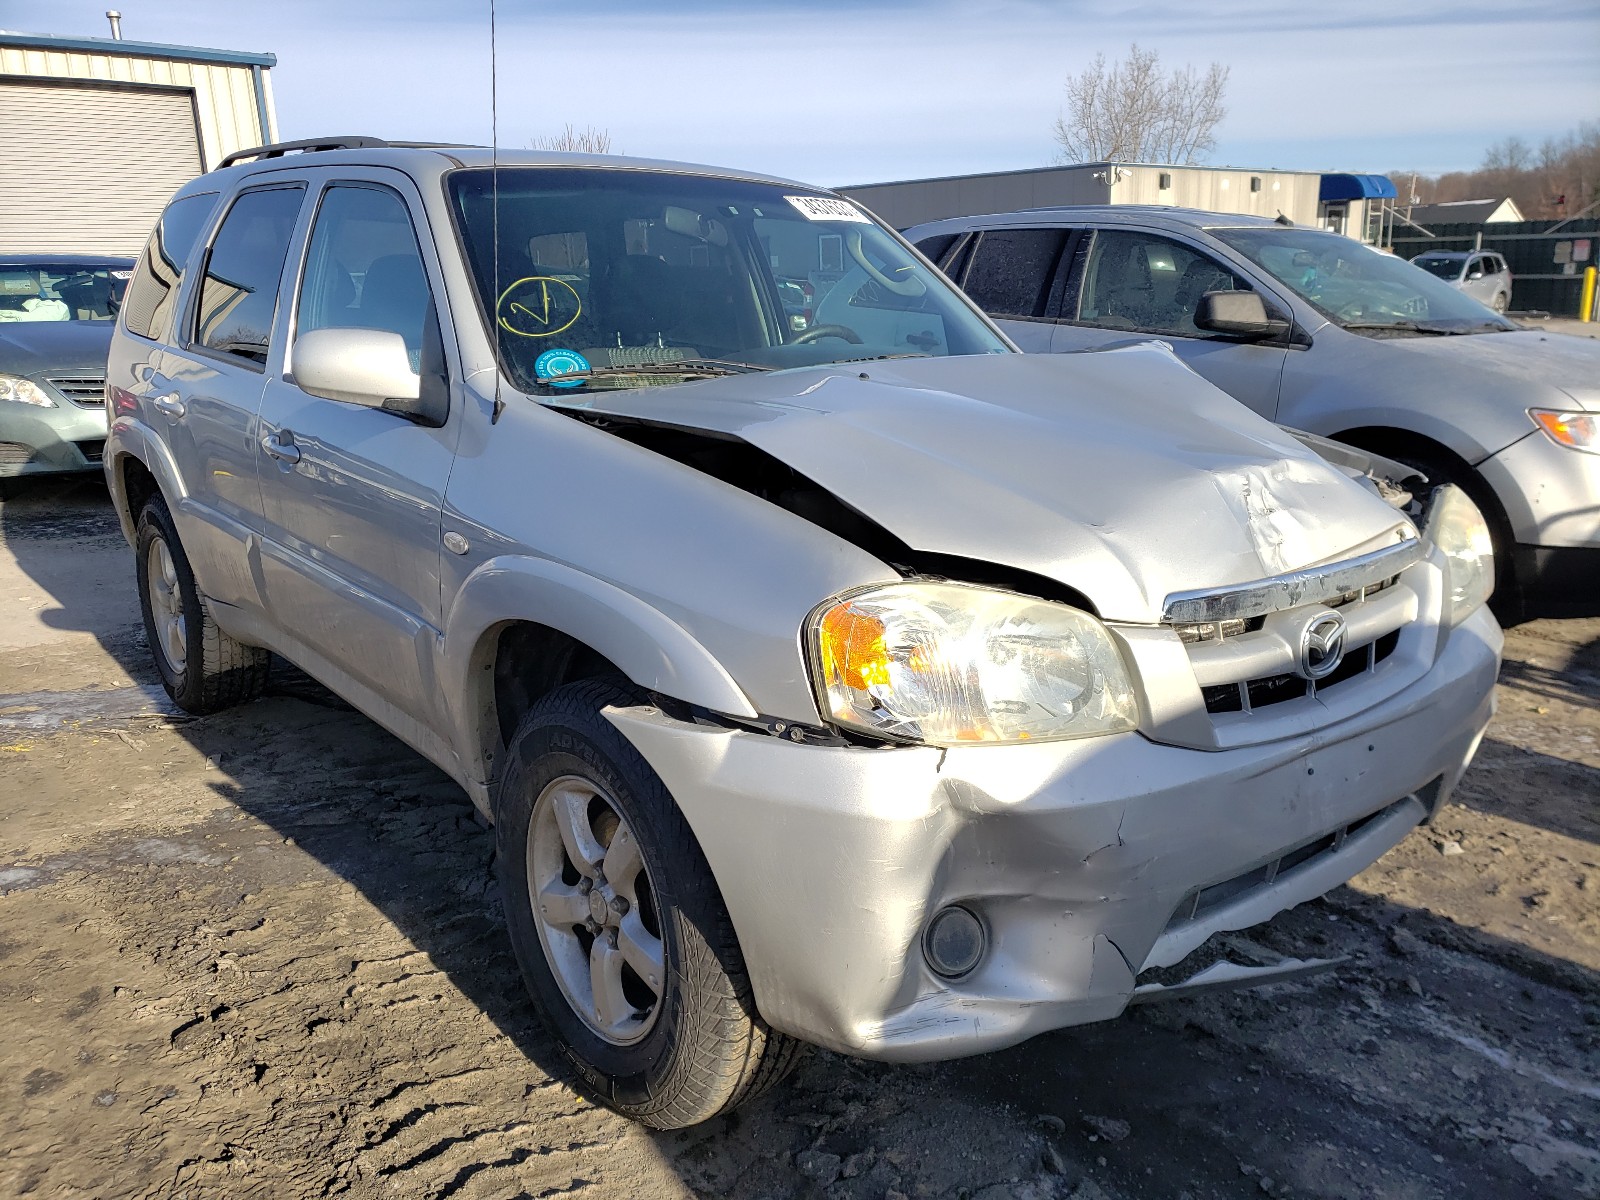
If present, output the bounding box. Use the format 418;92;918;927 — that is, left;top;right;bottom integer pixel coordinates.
1467;270;1484;281
1194;291;1285;339
294;327;422;413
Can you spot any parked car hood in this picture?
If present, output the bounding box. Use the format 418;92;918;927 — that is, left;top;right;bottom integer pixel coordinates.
0;321;115;378
1353;327;1600;413
562;345;1413;624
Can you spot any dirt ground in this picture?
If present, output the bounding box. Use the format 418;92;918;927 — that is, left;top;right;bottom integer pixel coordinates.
1;477;1596;1200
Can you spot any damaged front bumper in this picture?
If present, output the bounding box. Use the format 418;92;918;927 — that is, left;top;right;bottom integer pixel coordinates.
604;605;1501;1063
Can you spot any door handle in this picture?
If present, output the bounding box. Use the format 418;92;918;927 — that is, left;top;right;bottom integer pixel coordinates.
261;431;302;465
151;392;186;419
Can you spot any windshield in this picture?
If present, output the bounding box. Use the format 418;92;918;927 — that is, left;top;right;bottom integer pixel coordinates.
448;167;1009;393
1411;255;1467;281
1211;229;1514;334
0;261;132;323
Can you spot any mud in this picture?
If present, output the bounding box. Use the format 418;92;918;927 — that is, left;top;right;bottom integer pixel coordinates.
1;477;1596;1200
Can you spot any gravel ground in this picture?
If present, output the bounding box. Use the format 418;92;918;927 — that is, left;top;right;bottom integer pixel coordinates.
1;477;1596;1200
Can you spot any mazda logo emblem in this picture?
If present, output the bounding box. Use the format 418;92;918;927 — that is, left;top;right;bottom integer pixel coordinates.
1299;611;1348;680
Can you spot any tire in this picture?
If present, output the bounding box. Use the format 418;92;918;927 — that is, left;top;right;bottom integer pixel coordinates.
1492;293;1508;313
496;678;802;1128
134;496;270;713
1388;448;1525;626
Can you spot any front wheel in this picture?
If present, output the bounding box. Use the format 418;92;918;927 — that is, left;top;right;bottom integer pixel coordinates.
496;678;801;1128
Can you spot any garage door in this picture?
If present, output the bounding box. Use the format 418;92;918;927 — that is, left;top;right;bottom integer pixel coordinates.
0;81;203;257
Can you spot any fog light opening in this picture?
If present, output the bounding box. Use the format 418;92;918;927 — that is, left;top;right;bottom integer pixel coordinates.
923;905;986;979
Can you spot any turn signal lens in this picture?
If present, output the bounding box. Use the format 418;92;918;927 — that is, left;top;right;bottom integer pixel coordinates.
809;582;1139;746
1530;408;1599;454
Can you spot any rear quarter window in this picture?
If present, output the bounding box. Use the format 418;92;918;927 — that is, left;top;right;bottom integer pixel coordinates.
911;233;959;266
961;229;1068;319
122;192;220;341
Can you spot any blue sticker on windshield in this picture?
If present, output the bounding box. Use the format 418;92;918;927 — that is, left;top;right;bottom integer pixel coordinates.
534;348;590;388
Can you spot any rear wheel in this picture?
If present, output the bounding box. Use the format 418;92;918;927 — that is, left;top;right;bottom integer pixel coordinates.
134;496;269;713
496;678;801;1128
1492;292;1508;313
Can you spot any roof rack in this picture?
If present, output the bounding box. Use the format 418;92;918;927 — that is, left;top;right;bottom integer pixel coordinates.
218;136;392;169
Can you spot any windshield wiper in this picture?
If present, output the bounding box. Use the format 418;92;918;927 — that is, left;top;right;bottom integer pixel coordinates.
553;357;773;382
1342;320;1471;336
827;352;932;365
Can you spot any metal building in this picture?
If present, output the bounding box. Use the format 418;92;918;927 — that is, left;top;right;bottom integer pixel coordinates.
837;162;1324;232
0;30;277;256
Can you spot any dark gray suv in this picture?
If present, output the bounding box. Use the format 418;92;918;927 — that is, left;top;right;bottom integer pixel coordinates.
905;207;1599;622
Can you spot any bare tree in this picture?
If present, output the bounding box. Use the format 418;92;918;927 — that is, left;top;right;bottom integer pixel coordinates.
1052;44;1228;165
1386;122;1600;220
530;123;616;154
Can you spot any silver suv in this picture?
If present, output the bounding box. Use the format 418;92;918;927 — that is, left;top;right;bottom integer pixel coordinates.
1410;250;1513;312
106;140;1501;1129
904;208;1599;623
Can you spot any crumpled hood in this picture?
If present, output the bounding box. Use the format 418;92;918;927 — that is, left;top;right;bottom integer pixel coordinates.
569;345;1414;623
0;321;114;378
1367;328;1600;412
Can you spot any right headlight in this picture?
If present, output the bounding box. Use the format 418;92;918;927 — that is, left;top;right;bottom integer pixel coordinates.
1426;484;1493;626
807;581;1139;746
0;374;56;408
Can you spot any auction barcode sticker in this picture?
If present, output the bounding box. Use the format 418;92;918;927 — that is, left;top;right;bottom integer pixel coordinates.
785;195;872;223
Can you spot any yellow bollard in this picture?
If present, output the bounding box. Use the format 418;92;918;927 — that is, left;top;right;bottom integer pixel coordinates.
1582;265;1598;323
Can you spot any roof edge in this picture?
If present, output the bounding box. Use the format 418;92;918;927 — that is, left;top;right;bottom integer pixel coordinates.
0;31;276;68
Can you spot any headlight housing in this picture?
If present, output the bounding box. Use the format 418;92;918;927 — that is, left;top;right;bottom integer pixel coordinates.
1426;484;1493;625
808;582;1139;746
0;374;56;408
1529;408;1598;454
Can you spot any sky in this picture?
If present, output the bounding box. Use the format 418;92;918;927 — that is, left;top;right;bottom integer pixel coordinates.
4;0;1598;186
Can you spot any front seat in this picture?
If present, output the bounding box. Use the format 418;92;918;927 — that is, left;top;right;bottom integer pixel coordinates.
359;254;430;360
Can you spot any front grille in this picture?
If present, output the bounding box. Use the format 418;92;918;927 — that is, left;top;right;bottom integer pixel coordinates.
75;438;105;463
46;374;107;407
1201;630;1402;714
1163;796;1415;930
0;442;34;465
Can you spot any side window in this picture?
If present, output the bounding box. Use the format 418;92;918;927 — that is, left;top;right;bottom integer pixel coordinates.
297;184;434;371
123;192;219;341
912;233;958;265
1073;229;1247;336
193;185;306;365
960;229;1068;318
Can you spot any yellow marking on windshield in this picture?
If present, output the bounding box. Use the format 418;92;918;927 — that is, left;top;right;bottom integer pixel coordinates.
497;276;581;338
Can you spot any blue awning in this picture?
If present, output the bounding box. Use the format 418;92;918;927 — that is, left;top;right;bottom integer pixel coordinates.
1320;174;1398;202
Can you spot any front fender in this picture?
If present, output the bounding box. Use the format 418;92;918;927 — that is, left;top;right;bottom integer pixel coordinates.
440;554;760;787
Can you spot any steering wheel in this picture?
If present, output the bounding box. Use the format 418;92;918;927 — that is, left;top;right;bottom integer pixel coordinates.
845;229;926;298
793;323;863;345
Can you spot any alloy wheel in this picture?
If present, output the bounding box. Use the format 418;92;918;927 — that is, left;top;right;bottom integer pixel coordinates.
146;536;187;675
527;775;666;1045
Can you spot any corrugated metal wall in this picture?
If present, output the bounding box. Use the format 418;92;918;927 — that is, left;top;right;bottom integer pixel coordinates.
1111;167;1319;223
841;164;1322;231
0;42;275;256
0;82;203;255
0;45;272;168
